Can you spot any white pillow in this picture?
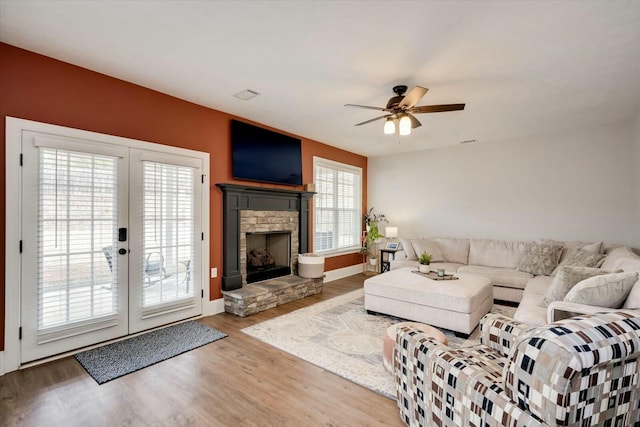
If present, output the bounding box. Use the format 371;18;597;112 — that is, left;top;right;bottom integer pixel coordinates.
564;272;639;308
411;239;444;263
400;238;417;260
540;266;606;308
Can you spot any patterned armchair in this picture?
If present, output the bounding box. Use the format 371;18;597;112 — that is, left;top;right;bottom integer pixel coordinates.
394;311;640;426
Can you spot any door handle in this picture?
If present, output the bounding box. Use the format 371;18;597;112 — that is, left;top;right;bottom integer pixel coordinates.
118;248;127;255
118;228;127;242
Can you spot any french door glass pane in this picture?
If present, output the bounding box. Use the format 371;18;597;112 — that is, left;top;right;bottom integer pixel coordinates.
38;148;118;330
142;161;195;307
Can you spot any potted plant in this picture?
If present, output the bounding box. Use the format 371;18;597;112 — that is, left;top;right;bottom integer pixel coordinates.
363;208;388;265
418;251;432;273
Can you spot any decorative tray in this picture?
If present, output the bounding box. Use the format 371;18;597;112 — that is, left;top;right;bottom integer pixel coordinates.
411;270;459;281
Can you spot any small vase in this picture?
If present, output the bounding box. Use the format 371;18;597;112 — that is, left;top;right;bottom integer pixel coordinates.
419;264;430;273
370;258;378;266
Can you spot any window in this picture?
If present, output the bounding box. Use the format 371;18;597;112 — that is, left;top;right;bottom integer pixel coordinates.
313;157;362;254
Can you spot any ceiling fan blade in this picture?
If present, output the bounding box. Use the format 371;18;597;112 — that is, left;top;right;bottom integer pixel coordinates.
408;113;422;129
344;103;388;111
411;104;466;114
354;114;391;126
398;86;428;109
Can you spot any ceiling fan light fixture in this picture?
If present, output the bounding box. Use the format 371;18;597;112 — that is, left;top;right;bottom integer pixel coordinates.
399;114;412;136
383;117;395;134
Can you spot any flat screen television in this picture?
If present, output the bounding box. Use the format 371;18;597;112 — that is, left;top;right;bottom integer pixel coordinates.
231;119;303;186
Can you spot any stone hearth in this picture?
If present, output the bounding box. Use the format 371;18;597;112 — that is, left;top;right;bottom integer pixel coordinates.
223;275;323;317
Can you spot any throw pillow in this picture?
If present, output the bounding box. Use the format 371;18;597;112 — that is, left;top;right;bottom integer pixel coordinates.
400;238;417;261
412;239;445;263
601;246;640;271
580;241;604;254
517;242;563;276
564;271;639;308
611;257;640;309
553;248;606;275
539;266;606;307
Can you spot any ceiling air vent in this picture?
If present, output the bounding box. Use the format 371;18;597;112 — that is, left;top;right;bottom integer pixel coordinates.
233;89;260;101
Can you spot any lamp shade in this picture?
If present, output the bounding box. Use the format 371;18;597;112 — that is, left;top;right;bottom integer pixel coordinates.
383;118;395;134
399;115;412;135
385;226;398;238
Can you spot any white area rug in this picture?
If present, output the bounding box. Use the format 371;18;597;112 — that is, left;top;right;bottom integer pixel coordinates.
242;289;515;399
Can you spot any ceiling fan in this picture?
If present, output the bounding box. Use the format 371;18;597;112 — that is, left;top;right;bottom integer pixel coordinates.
345;85;465;135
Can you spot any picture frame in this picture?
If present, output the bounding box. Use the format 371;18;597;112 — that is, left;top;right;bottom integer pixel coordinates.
384;242;399;250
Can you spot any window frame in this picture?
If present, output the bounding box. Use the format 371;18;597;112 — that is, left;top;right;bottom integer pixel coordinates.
312;156;363;256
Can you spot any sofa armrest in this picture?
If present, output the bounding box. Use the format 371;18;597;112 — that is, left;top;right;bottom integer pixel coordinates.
394;326;447;426
418;346;543;427
546;300;617;323
479;313;534;357
393;250;407;261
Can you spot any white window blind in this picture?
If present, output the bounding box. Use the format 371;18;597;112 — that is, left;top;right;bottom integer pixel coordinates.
141;161;195;308
38;148;119;330
313;158;362;253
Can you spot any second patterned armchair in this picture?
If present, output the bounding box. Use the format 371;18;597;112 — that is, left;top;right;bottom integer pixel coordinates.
394;311;640;426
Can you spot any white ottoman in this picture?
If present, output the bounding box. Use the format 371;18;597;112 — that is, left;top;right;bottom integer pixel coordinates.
364;267;493;335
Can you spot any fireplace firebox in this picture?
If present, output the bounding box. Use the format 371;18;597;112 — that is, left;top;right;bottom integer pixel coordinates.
245;231;291;283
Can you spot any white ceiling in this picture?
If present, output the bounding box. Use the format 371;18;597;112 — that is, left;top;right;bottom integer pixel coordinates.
2;1;640;157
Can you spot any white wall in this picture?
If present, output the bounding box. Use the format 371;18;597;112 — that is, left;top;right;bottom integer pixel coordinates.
369;121;635;246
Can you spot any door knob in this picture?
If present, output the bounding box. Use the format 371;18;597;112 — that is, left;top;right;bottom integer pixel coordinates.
118;248;127;255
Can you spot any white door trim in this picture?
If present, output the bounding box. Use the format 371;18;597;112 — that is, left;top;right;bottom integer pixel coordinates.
4;117;210;373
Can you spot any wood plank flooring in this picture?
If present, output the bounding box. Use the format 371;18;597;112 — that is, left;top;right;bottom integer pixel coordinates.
0;274;404;426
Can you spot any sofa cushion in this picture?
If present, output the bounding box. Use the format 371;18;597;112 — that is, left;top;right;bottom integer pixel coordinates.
553;248;606;274
601;246;640;271
390;260;465;273
411;239;445;262
564;271;639;308
540;266;607;307
433;237;470;264
458;265;532;290
400;238;417;261
613;258;640;309
517;242;563;276
513;276;552;326
468;239;527;269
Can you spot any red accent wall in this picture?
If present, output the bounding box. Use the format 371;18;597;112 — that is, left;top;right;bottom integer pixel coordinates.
0;43;368;351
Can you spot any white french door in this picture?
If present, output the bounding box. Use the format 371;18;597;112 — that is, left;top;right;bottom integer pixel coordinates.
19;130;205;363
128;149;202;333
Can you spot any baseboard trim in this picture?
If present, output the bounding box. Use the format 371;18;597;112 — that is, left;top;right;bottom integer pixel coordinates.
0;351;4;376
204;297;225;317
323;264;364;283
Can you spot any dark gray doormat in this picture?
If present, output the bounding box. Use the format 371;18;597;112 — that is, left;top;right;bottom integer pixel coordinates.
75;321;227;384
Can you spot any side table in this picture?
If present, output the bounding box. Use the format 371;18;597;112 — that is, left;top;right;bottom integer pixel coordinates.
379;249;398;273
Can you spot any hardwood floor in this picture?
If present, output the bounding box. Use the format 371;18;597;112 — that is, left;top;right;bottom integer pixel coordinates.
0;274;404;426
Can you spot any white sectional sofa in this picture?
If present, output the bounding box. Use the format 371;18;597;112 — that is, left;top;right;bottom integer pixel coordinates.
391;237;640;325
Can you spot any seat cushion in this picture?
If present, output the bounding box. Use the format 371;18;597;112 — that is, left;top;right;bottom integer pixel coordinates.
390;260;465;273
458;265;533;290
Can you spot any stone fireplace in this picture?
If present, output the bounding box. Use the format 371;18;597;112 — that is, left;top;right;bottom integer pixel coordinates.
217;183;314;291
240;210;297;284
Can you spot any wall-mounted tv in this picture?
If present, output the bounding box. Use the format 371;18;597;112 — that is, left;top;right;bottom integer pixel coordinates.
231;119;303;186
